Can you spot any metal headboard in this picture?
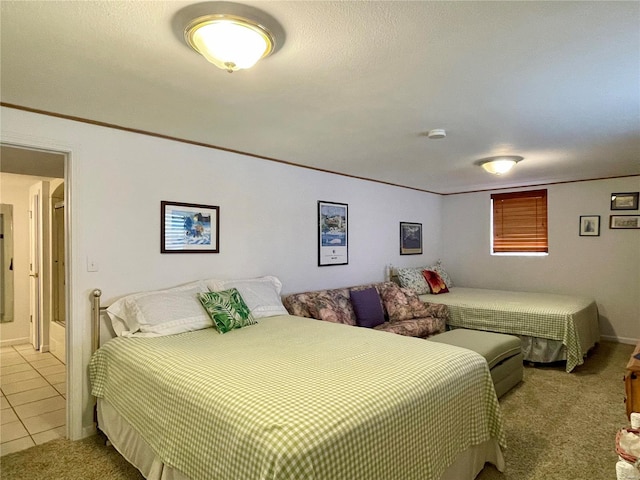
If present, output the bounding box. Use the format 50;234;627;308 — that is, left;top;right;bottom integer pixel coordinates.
91;288;106;354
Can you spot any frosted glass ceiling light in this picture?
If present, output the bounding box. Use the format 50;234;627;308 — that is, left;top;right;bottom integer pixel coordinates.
479;156;523;175
185;14;275;73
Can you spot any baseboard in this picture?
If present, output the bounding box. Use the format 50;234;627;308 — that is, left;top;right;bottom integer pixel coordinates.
81;424;98;440
601;335;639;345
0;337;30;347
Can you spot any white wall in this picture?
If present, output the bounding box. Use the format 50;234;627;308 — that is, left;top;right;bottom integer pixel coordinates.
0;173;61;345
441;177;640;343
83;132;442;297
1;106;442;439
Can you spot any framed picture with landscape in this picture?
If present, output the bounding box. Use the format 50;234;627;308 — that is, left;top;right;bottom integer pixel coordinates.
609;215;640;230
400;222;423;255
610;192;639;210
161;201;219;253
318;201;348;266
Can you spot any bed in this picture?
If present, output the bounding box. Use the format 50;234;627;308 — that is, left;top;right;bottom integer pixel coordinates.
89;278;506;480
393;265;600;373
418;288;600;372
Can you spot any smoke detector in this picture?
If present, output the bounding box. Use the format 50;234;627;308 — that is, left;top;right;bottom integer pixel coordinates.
427;129;446;139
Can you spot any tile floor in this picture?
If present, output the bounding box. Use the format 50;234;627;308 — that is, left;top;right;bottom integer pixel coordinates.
1;343;66;456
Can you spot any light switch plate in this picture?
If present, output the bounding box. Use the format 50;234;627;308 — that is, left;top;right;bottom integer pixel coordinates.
87;257;99;272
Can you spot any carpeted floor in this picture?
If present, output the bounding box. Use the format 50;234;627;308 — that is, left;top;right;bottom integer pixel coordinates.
0;341;634;480
0;433;143;480
477;340;634;480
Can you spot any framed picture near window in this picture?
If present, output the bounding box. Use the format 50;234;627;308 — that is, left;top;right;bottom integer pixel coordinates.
611;192;639;210
579;215;600;236
318;201;348;266
399;222;423;255
161;201;219;253
609;215;640;230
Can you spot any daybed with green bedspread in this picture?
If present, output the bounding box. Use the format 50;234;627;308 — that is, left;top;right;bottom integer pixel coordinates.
393;263;600;372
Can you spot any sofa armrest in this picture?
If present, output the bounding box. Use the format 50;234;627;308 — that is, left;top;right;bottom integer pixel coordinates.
422;303;449;321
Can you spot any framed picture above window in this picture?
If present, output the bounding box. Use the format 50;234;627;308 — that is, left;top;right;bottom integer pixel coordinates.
399;222;423;255
161;201;220;253
318;201;348;266
610;215;640;230
579;215;600;236
611;192;639;210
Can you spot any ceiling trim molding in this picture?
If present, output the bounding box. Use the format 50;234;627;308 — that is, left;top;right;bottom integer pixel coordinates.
441;174;640;196
0;102;439;195
2;102;637;196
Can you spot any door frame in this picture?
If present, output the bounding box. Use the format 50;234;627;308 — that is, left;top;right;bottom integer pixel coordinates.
0;137;79;439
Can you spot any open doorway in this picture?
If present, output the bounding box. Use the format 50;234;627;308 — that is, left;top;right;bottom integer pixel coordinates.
0;144;67;454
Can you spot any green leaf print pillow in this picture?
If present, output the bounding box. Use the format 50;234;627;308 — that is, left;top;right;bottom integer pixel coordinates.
198;288;257;334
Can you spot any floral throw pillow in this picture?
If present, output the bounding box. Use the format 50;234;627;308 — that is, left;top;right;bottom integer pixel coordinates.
422;270;450;295
198;288;257;334
396;267;431;294
375;316;446;338
308;290;356;325
379;282;414;322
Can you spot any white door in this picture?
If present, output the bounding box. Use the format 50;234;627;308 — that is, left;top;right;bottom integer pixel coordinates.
29;181;50;351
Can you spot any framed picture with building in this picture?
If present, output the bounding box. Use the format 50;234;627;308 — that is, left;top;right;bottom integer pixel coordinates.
318;201;348;266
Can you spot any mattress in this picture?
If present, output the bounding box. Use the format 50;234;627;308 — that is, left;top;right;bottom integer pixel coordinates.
90;314;505;480
420;287;600;372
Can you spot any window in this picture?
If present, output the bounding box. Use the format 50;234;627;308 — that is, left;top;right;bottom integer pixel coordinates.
491;189;548;254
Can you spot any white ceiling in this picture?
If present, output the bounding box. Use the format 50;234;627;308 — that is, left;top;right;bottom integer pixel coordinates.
1;1;638;194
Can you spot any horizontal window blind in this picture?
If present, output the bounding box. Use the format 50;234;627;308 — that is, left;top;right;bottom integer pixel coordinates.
491;189;548;253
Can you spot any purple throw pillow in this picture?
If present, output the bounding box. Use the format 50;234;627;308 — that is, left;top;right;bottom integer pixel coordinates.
350;287;385;328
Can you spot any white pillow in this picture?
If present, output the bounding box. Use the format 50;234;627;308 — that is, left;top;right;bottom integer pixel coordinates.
425;260;454;288
107;281;209;337
205;276;288;319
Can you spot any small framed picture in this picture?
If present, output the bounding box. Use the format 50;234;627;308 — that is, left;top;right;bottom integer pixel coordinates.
161;201;220;253
400;222;423;255
609;215;640;229
318;201;348;266
579;216;600;236
611;192;639;210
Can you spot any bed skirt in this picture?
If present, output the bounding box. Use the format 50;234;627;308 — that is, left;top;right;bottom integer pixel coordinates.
97;398;504;480
520;335;567;363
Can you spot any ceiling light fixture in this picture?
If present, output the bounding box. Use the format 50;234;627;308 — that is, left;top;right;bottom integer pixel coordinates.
184;14;275;73
478;156;523;175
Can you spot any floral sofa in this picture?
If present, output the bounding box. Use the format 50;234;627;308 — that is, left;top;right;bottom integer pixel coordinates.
282;281;447;338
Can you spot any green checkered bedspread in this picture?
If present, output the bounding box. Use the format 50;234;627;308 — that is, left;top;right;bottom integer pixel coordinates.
90;315;505;480
420;287;600;372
